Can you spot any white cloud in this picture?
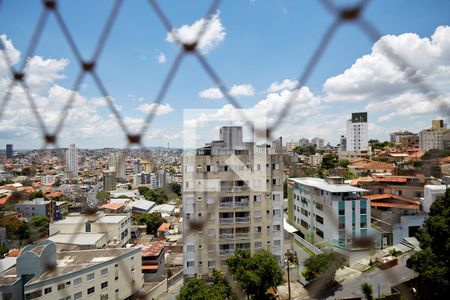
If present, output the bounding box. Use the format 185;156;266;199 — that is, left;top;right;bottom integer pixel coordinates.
267;79;298;93
0;35;176;148
157;52;166;64
199;84;255;99
198;87;223;99
166;12;226;54
137;103;174;115
229;84;255;97
324;26;450;103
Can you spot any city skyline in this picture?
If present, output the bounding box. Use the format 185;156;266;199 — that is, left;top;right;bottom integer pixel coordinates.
0;1;449;148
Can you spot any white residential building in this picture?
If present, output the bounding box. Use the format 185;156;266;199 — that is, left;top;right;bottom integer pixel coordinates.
49;212;131;248
419;120;447;152
423;184;446;213
183;126;284;279
309;153;323;167
0;240;143;300
346;112;369;153
65;144;78;178
289;177;370;250
311;137;324;149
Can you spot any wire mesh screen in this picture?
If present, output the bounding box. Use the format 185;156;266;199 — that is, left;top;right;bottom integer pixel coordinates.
0;0;448;299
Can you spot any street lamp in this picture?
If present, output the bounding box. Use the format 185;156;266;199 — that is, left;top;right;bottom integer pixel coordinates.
284;249;297;300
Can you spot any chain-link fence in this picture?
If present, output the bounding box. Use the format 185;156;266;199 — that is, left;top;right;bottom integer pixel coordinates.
1;0;448;299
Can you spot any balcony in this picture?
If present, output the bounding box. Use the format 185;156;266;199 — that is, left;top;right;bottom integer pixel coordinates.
219;218;234;224
235;201;249;208
220;186;234;192
219;233;234;239
235;217;250;223
219;250;235;256
219;202;233;208
235;232;250;239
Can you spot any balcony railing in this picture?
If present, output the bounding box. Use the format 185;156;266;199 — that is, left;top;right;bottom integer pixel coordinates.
220;186;234;192
219;202;233;208
235;233;250;239
219;218;234;224
234;186;249;192
219;233;234;239
235;217;250;223
235;201;249;208
219;250;235;256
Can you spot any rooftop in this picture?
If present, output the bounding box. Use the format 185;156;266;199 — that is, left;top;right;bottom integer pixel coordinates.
140;240;165;257
289;177;367;193
129;199;155;211
47;233;105;245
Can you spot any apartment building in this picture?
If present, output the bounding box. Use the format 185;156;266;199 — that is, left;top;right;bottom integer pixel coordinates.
345;112;369;153
419;119;447;151
15;198;57;219
0;240;143;300
65;144;78;178
183;126;284;279
288;177;370;250
49;212;131;248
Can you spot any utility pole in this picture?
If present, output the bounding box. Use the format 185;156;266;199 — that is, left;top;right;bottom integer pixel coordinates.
285;249;297;300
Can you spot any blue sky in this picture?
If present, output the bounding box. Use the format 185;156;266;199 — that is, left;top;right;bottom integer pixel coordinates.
0;0;449;149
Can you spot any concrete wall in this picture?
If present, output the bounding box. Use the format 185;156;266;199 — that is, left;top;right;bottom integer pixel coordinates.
392;214;427;245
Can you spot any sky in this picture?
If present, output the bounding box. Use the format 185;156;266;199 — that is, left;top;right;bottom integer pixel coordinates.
0;0;449;149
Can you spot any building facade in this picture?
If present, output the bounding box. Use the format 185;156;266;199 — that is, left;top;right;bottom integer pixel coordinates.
289;177;370;250
65;144;78;178
419;120;447;151
311;137;324;149
5;144;13;159
0;240;143;300
345;112;369;153
103;171;116;192
183;126;284;279
389;131;418;144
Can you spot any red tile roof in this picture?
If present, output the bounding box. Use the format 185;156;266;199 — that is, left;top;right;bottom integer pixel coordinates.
157;223;170;232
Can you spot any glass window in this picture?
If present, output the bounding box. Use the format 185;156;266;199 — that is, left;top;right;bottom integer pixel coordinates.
74;292;82;300
87;287;95;295
254;242;262;249
101;268;108;276
101;281;108;289
208;260;216;268
44;287;52;294
58;283;65;290
74;278;82;286
87;273;94;281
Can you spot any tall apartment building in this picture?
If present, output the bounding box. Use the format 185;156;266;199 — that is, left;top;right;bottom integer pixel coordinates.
339;135;347;152
311;137;324;149
183;126;284;279
419;119;447;151
109;152;126;182
0;240;143;300
103;171;117;192
65;144;78;177
288;177;370;250
5;144;13;159
298;138;310;147
345;112;369;153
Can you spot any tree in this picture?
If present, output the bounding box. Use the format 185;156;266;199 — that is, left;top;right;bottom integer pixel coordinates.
343;170;357;180
294;145;316;155
96;191;110;204
144;188;169;205
0;245;9;256
167;182;182;196
321;154;339;170
361;282;374;300
227;249;284;299
302;253;345;281
177;270;233;300
339;159;350;168
28;190;44;200
32;215;49;237
138;186;150;195
134;212;165;235
409;188;450;298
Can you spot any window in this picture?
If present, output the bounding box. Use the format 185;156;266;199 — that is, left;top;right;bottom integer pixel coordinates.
87;287;95;295
101;268;108;276
101;281;108;289
360;208;367;214
255;226;262;233
273;225;281;231
87;273;95;281
74;278;82;286
254;211;262;218
58;283;66;290
186;245;195;252
186;261;195;268
254;242;262;249
100;295;108;300
74;292;82;300
273;240;281;246
315;215;323;224
85;222;91;232
254;195;262;202
208;229;215;236
208;260;216;268
25;290;42;299
44;287;52;294
338;208;345;216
